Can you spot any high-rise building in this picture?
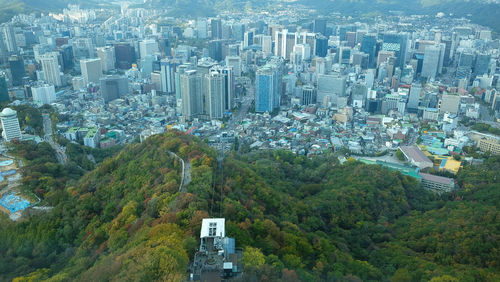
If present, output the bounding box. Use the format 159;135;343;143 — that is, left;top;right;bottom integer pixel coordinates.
261;35;273;54
274;29;297;60
40;52;62;87
32;84;56;105
225;56;242;77
114;43;135;69
243;29;255;48
421;44;445;80
197;18;208;39
0;75;9;102
302;85;317;105
97;46;115;72
211;66;234;111
1;24;18;53
474;53;491;77
160;59;176;94
211;19;222;39
8;56;25;86
60;45;74;71
208;40;223;62
255;63;279;112
315;35;328;57
181;70;203;119
317;74;346;103
139;39;158;59
382;33;408;69
407;84;422;111
339;47;351;65
100;75;129;103
80;58;102;85
205;70;225;119
313;19;327;36
232;23;245;41
361;34;377;67
0;108;22;142
72;37;94;59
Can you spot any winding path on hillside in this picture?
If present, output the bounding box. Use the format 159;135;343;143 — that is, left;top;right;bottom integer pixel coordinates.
168;151;191;193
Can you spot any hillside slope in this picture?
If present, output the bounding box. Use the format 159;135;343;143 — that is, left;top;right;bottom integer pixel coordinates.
0;132;498;281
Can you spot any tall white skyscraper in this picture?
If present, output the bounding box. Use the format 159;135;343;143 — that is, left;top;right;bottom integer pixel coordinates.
197;18;208;39
274;29;297;60
80;58;102;84
0;107;22;142
97;46;115;72
139;39;158;59
205;70;225;119
181;70;202;120
40;52;62;87
1;24;17;53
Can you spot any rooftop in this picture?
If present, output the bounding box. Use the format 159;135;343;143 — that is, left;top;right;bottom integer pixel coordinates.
399;146;432;164
200;218;225;238
419;172;455;186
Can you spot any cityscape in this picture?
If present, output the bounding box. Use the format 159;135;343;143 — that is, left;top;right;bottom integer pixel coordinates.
0;0;499;281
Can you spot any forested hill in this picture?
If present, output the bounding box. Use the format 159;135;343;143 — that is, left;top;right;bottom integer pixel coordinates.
0;131;499;281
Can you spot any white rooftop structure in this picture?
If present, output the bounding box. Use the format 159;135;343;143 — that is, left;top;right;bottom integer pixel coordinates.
200;218;225;238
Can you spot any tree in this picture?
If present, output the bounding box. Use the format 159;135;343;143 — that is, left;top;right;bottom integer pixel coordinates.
242;247;266;268
396;149;405;161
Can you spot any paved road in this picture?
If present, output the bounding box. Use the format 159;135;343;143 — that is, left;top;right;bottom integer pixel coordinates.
42;114;68;165
227;87;254;130
168;151;191;193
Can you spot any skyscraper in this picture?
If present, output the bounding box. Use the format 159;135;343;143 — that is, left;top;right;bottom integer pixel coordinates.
97;46;115;72
8;56;25;86
139;39;159;59
0;75;9;102
313;19;327;36
274;30;297;60
407;83;422;111
421;44;445;80
205;70;225;119
1;24;18;54
208;40;223;62
302;85;317;105
197;18;208;39
60;45;74;71
80;58;103;85
382;33;408;69
160;59;176;94
244;29;255;48
315;35;328;57
40;52;62;87
211;19;222;39
114;43;135;69
361;34;377;67
474;53;491;77
211;66;234;111
0;108;22;142
255;63;278;113
181;70;202;120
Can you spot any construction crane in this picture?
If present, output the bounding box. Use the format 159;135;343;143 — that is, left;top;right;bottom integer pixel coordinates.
170;36;178;64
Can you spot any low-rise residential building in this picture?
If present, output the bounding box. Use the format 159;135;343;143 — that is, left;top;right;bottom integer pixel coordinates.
419;172;455;193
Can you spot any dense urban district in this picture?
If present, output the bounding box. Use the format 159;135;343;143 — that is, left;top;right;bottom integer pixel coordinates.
0;1;499;282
